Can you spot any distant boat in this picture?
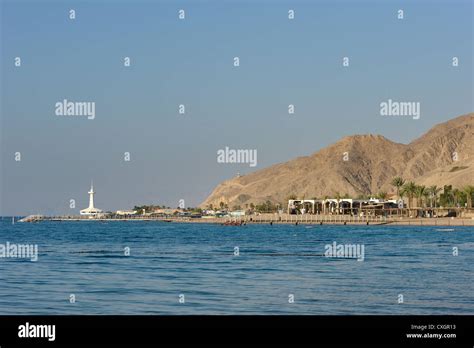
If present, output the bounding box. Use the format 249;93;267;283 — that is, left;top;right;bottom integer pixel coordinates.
222;221;242;226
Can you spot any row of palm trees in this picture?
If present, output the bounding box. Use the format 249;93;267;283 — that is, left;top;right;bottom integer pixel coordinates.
390;177;474;209
216;178;474;213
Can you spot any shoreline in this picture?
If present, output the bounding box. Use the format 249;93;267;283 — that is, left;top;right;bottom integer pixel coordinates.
15;214;474;226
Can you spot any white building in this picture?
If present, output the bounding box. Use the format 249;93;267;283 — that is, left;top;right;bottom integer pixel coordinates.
288;198;399;215
80;183;103;216
116;210;137;216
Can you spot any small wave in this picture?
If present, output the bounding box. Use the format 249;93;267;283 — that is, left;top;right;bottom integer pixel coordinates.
435;228;455;232
72;250;116;254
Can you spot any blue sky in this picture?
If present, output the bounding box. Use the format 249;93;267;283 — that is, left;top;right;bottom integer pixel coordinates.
1;0;472;215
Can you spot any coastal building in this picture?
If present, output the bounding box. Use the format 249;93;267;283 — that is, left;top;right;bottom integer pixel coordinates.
116;210;137;216
229;210;246;217
153;208;180;216
80;183;103;216
288;198;398;215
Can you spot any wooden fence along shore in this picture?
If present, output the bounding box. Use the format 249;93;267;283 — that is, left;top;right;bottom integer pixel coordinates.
17;213;474;226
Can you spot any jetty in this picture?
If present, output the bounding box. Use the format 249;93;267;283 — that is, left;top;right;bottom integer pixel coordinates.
17;213;474;226
18;215;45;223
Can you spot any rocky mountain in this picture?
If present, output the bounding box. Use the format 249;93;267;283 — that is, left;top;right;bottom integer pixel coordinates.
201;113;474;208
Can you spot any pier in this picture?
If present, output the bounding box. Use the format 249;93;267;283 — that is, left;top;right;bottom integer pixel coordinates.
221;213;474;226
17;213;474;226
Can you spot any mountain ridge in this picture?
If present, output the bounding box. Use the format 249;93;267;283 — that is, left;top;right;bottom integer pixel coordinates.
201;113;474;208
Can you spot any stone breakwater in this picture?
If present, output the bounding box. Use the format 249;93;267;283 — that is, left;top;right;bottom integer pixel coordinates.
18;214;474;226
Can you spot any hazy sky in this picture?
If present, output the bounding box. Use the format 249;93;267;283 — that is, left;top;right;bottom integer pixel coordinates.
1;0;472;215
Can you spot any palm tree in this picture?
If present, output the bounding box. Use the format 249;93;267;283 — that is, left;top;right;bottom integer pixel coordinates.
391;177;405;200
414;185;426;208
463;185;474;208
401;181;417;209
452;188;462;207
428;185;441;208
423;190;430;208
453;189;464;207
440;185;454;207
377;192;388;200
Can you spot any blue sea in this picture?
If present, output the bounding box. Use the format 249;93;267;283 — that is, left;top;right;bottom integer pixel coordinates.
0;219;472;315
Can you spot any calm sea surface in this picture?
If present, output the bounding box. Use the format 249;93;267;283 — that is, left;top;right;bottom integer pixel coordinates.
0;219;472;314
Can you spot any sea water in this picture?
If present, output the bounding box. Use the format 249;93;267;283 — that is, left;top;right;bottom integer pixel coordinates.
0;219;472;315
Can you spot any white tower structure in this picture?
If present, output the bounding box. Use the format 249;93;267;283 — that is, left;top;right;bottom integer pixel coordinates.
80;182;103;216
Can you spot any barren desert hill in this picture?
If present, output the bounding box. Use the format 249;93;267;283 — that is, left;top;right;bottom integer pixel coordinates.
201;113;474;208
